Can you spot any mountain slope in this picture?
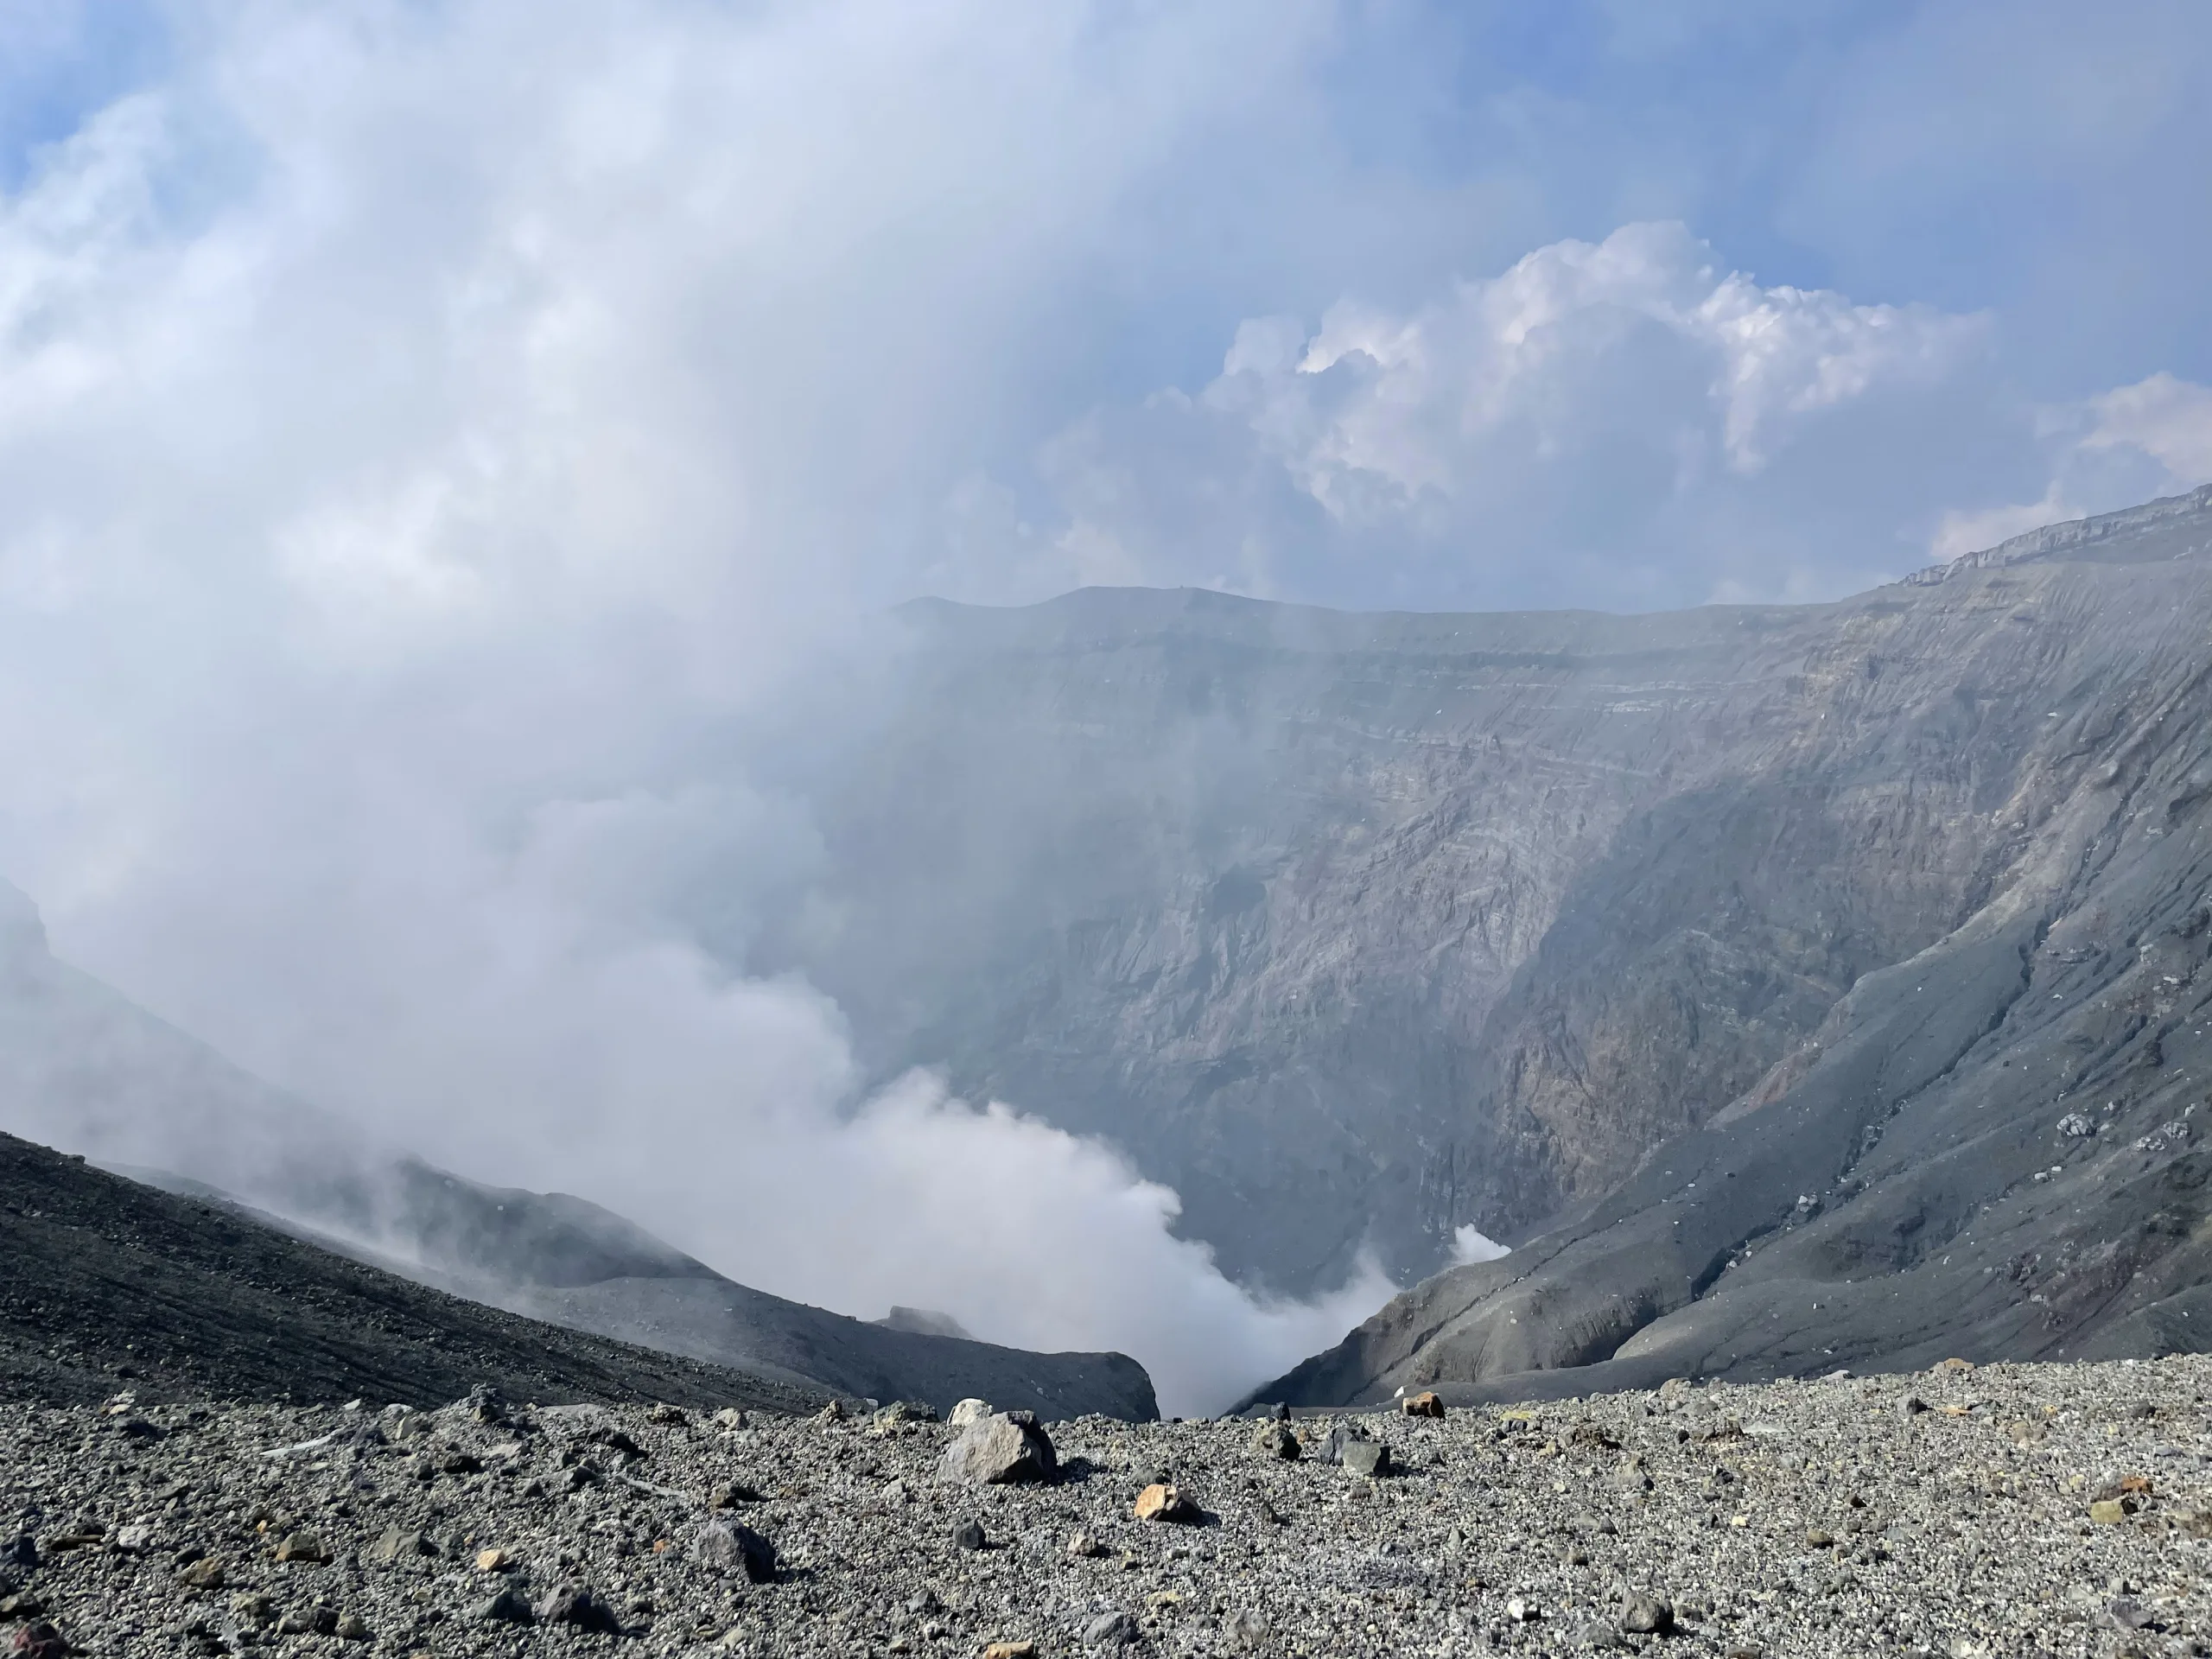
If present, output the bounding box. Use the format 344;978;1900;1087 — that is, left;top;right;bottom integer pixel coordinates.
774;487;2212;1363
0;1128;818;1411
0;899;1157;1420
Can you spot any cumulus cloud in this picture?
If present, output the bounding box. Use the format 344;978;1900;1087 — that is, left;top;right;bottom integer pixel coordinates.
949;224;2212;610
944;222;2009;608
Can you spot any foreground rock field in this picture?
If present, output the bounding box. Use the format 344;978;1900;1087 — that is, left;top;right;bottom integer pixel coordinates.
7;1356;2212;1658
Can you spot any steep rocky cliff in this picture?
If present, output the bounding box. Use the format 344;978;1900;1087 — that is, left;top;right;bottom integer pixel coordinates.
785;486;2212;1361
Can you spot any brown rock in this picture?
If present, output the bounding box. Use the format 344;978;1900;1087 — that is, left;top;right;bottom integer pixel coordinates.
1402;1391;1446;1419
1133;1482;1198;1523
272;1530;329;1564
177;1557;227;1590
982;1644;1038;1659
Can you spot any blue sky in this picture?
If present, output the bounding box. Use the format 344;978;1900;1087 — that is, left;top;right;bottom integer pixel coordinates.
7;3;2207;615
1;0;2209;1406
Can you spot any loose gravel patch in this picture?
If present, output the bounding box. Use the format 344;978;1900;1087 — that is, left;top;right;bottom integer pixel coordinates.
6;1357;2212;1656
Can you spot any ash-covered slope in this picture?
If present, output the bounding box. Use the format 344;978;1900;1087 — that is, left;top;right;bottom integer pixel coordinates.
778;487;2212;1349
0;905;1156;1421
1240;488;2212;1402
0;1128;817;1411
132;1160;1158;1422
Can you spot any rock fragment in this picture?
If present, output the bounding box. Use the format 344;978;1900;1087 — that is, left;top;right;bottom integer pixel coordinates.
1315;1421;1372;1464
536;1583;622;1632
1621;1592;1675;1635
270;1529;328;1563
274;1604;336;1636
1340;1440;1393;1478
948;1398;993;1428
1084;1610;1139;1646
366;1527;432;1565
1401;1390;1445;1418
696;1518;778;1581
938;1411;1058;1484
1249;1420;1301;1460
1133;1482;1198;1522
951;1518;988;1551
474;1587;533;1624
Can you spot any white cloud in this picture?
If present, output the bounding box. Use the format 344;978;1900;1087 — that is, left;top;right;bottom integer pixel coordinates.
952;221;2002;609
2087;372;2212;486
1928;484;2086;563
1922;371;2212;564
1255;220;1981;499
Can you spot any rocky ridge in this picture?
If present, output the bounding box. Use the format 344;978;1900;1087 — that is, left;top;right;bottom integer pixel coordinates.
0;1129;818;1416
0;898;1157;1422
5;1355;2212;1657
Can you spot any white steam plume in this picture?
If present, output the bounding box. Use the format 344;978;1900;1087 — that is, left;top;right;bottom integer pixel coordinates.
0;0;1389;1416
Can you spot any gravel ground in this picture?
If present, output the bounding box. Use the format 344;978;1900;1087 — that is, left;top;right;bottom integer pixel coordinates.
6;1355;2212;1658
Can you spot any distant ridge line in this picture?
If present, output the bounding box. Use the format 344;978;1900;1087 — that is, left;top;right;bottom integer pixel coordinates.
1905;480;2212;586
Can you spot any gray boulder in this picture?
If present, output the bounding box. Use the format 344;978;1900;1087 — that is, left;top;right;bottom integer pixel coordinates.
694;1518;776;1583
937;1410;1058;1484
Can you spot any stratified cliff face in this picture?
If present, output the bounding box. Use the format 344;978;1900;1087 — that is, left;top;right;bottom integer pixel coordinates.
785;486;2212;1319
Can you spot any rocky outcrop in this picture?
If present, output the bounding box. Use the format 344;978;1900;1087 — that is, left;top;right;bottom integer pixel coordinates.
780;486;2212;1388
